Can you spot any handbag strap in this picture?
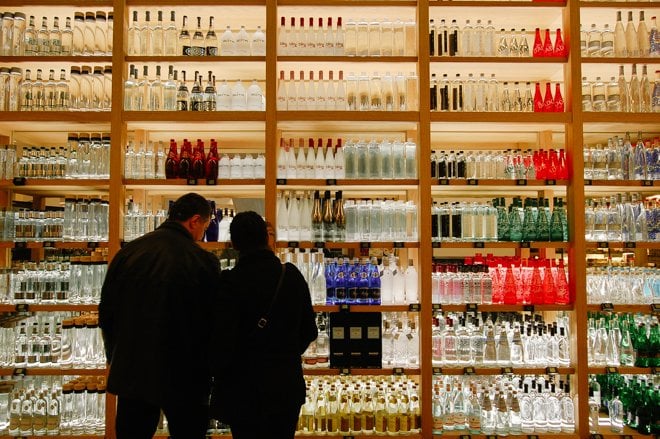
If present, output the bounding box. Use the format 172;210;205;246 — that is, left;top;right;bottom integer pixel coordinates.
256;263;286;329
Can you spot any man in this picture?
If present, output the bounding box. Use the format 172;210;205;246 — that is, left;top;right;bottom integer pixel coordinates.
100;193;220;438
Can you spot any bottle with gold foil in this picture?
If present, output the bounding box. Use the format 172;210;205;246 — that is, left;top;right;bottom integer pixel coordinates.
334;190;346;241
311;190;323;242
322;190;335;241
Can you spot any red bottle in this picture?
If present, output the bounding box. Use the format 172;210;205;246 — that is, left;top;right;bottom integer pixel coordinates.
529;258;544;304
542;29;554;57
543;82;554;112
206;138;219;179
533;82;544;112
503;264;518;304
542;259;556;304
547;149;559;179
178;139;192;179
532;28;544;57
558;149;568;179
553;83;565;112
192;139;206;179
555;258;570;304
553;28;566;57
537;149;547;179
165;139;179;179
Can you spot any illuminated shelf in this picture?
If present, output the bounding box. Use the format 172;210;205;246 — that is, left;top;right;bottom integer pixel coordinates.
0;368;105;376
0;112;111;122
275;241;419;249
583;179;660;188
581;57;660;64
0;56;112;63
588;366;656;374
582;113;660;123
0;241;109;249
0;0;110;5
434;303;574;312
278;111;420;122
276;179;418;188
580;1;660;7
430;112;571;123
0;179;109;190
432;367;575;375
127;0;265;4
586;304;659;313
585;241;660;250
125;56;265;62
0;304;98;313
431;0;566;5
432;241;569;249
123;111;266;122
313;304;418;312
436;434;577;439
123;178;265;186
279;0;416;5
278;56;418;62
303;367;421;376
432;178;568;187
431;56;567;63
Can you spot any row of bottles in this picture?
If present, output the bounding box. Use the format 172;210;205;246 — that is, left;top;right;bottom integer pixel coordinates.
127;11;265;56
279;16;418;57
295;375;420;435
0;314;104;368
432;196;568;243
587;264;659;305
2;65;111;112
432;312;571;367
583;133;659;180
0;201;109;243
582;64;658;113
431;256;570;305
590;374;659;435
580;11;657;58
430;74;564;113
2;255;107;305
2;375;106;436
432;375;575;434
584;194;660;242
16;134;110;180
122;200;167;242
124;66;264;111
431;148;568;180
587;312;659;367
277;138;344;179
0;11;112;56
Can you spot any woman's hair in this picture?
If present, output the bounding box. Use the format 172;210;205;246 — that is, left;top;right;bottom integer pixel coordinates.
168;193;211;222
230;211;268;253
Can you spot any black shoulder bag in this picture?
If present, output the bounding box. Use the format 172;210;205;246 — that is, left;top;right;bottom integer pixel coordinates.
256;263;286;329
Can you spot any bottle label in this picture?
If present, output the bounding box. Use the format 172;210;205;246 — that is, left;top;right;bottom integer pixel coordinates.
206;46;218;56
182;45;192;56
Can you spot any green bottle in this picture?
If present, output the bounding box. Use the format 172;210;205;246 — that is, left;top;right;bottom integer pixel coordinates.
535;197;551;241
508;197;523;242
550;197;564;241
634;323;649;367
649;323;659;367
496;197;510;241
522;198;537;241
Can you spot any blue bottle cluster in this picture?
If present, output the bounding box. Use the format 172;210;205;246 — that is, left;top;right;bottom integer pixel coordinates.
325;257;381;305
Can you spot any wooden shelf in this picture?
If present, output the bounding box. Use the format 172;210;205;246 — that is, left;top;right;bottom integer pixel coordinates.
582;113;660;123
123;111;266;122
275;241;420;249
0;179;109;189
588;366;656;374
432;367;575;375
432;178;568;187
581;57;660;64
279;0;416;5
0;436;104;439
0;241;109;249
0;112;111;123
127;0;265;4
591;424;654;439
0;56;112;63
432;241;570;249
303;367;421;376
313;304;418;312
199;241;233;250
278;111;420;122
0;368;105;376
278;56;418;62
584;179;660;187
436;434;577;439
585;241;660;249
276;178;419;187
580;1;660;8
430;112;572;123
586;304;659;313
124;178;265;186
431;56;567;63
435;303;574;312
430;0;566;5
0;304;98;312
0;0;110;5
125;56;266;62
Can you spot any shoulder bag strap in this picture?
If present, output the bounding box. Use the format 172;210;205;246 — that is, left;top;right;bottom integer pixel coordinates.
256;263;286;329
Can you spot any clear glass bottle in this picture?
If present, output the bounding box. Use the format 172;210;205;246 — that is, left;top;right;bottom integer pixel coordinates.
150;11;164;56
178;15;191;56
164;11;177;55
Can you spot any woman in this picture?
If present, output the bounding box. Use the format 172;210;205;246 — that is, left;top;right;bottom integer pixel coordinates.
211;211;317;438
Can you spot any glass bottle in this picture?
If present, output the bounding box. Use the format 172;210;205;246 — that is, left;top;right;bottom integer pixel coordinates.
191;17;205;56
601;24;614;57
614;11;626;57
625;11;639;57
178;15;191;56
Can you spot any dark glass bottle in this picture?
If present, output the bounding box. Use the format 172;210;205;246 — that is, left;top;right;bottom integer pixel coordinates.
191;138;206;179
165;139;179;179
204;200;219;242
322;190;335;241
178;139;192;178
206;138;219;178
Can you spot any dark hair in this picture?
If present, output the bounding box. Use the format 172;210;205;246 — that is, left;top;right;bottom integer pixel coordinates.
168;193;212;222
230;211;268;253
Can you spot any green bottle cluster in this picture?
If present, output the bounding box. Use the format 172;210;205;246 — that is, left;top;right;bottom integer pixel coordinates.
494;196;567;242
588;313;660;367
592;374;660;435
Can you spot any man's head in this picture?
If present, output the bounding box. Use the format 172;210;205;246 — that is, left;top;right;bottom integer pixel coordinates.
229;211;268;253
168;193;212;241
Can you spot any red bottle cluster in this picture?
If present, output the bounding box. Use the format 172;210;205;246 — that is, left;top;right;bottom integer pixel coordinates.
533;82;564;112
532;28;567;57
165;138;219;180
533;148;569;180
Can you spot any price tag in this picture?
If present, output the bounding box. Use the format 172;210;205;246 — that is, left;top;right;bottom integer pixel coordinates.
287;241;300;248
473;242;485;248
528;435;539;439
13;368;25;376
624;242;636;249
521;241;531;248
502;367;514;374
546;366;558;374
516;179;527;186
523;305;535;312
343;436;355;439
584;179;593;186
623;435;633;439
432;303;442;311
87;242;99;249
597;242;609;248
339;304;351;313
42;241;55;248
652;367;659;375
589;434;603;439
326;179;337;186
12;177;26;186
393;242;405;248
340;368;351;375
276;179;287;185
432;367;443;375
466;303;478;312
606;366;619;374
438;178;449;185
459;435;471;439
14;242;26;249
187;178;198;185
463;367;476;375
360;242;371;249
313;241;325;249
467;178;478;186
651;303;660;313
206;178;217;186
408;303;421;312
545;179;556;186
642;180;653;187
432;242;442;248
392;367;404;375
486;435;498;439
601;303;615;311
15;304;28;313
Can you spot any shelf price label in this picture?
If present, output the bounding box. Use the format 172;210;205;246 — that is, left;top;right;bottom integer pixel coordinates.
13;368;26;376
473;242;485;248
485;435;498;439
545;179;556;186
601;303;615;311
393;242;405;248
340;368;351;376
523;305;535;312
520;241;531;248
42;241;55;248
339;304;351;313
15;304;29;313
432;242;442;248
326;179;337;186
467;178;478;186
584;179;593;185
652;367;659;375
642;180;654;187
432;303;442;311
276;179;287;185
438;178;449;185
463;367;476;375
408;303;421;312
392;367;404;376
501;367;514;375
459;435;471;439
589;434;603;439
14;242;26;249
527;435;539;439
516;179;527;186
624;242;636;249
606;366;619;374
651;303;660;313
466;303;478;313
313;241;325;249
186;178;198;185
432;367;443;375
205;178;217;186
343;436;355;439
12;177;26;186
597;242;609;248
87;242;99;249
545;366;559;374
360;242;371;249
622;435;633;439
287;241;300;248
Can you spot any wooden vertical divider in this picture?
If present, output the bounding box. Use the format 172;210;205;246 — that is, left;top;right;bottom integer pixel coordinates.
265;0;278;225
